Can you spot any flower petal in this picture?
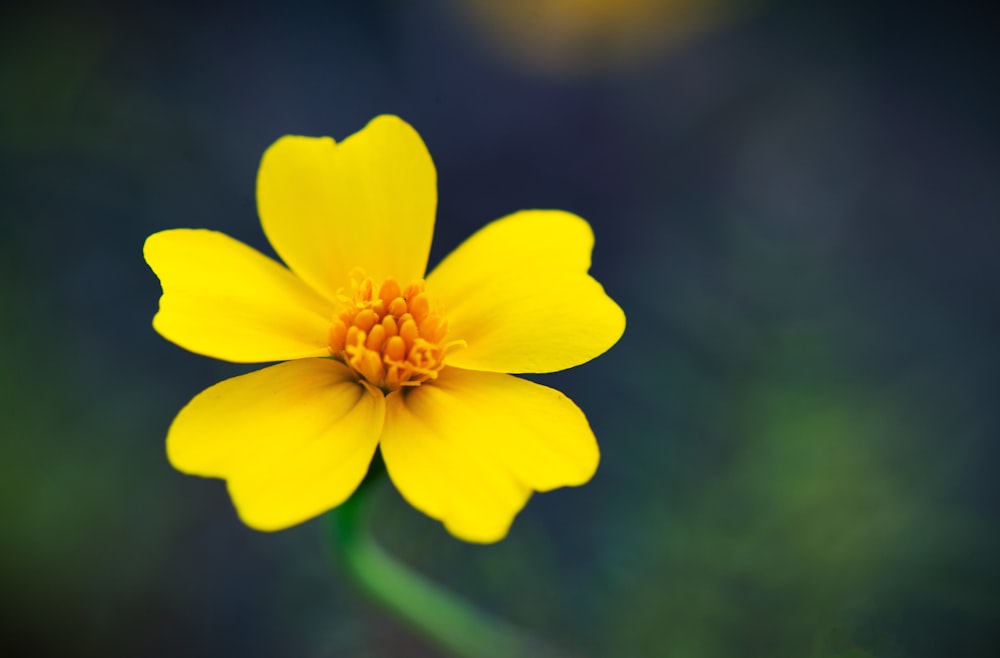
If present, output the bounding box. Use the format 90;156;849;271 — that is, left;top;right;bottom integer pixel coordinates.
144;229;335;363
256;115;437;301
380;368;599;543
426;210;625;374
167;359;385;531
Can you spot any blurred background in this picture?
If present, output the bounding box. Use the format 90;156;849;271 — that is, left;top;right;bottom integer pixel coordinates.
2;0;998;656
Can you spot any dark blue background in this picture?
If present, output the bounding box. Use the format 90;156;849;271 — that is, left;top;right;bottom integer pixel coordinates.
2;1;998;656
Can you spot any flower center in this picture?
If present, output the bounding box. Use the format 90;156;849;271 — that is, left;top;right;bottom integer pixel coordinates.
328;274;452;392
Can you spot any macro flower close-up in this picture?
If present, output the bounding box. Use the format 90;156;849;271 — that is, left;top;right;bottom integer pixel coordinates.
144;115;625;544
7;3;1000;656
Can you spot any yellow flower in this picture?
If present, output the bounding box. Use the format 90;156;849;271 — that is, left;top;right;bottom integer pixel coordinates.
144;115;625;543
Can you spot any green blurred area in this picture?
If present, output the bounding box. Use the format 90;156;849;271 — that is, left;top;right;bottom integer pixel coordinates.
2;1;998;657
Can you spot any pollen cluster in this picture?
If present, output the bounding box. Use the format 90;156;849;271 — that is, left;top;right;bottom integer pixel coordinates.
329;275;451;392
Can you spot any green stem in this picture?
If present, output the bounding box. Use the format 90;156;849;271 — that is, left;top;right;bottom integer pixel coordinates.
328;466;569;658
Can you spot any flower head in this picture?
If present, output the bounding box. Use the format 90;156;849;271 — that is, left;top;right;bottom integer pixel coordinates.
144;116;625;543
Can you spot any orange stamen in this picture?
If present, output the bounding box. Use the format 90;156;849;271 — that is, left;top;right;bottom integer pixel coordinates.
329;275;456;392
